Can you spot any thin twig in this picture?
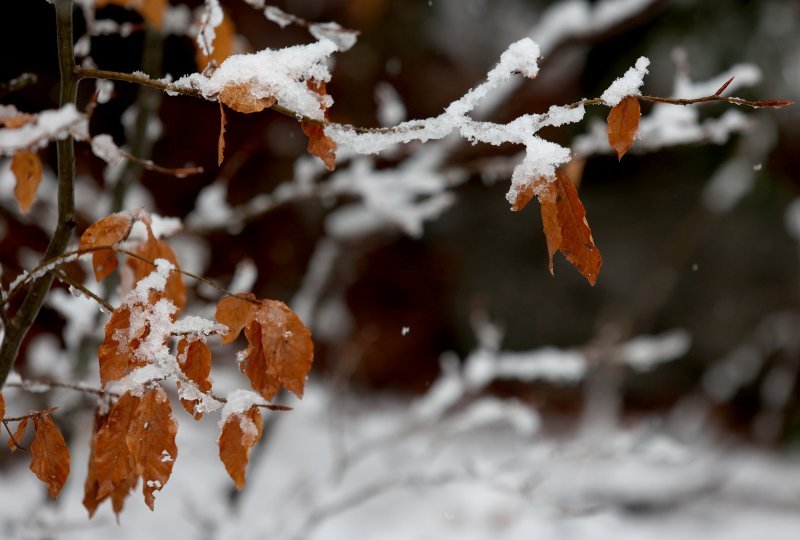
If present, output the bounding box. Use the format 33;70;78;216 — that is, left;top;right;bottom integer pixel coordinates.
2;420;26;451
0;73;37;99
2;406;59;423
53;270;114;313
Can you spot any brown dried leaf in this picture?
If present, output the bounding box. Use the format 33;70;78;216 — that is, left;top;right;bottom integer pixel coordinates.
536;171;602;286
128;226;186;311
196;9;237;70
215;294;257;344
240;300;314;400
218;406;263;490
11;150;42;214
80;213;133;281
510;182;536;212
0;391;4;420
30;415;70;499
607;95;640;160
177;338;213;419
218;101;227;166
219;84;277;114
126;387;177;510
98;307;145;385
83;408;110;518
94;392;139;502
301;121;337;171
8;418;28;452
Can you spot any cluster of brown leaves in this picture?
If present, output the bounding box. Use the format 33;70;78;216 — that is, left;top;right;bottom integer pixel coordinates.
65;211;313;516
511;95;642;285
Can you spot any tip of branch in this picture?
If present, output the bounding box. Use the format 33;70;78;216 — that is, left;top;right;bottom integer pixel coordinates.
753;100;794;108
714;76;735;96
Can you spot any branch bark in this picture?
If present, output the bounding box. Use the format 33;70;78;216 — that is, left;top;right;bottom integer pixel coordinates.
0;0;77;387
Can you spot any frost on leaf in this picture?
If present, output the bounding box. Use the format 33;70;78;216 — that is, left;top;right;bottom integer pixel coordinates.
95;0;167;29
218;406;263;490
219;84;277;114
98;307;145;385
240;300;314;400
80;213;133;281
8;418;28;452
128;225;186;311
536;171;602;286
301;80;336;171
607;96;641;160
126;387;178;510
11;150;42;214
177;338;213;419
30;415;70;499
215;293;257;344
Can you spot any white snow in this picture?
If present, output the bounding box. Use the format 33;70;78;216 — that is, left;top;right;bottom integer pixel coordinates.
600;56;650;106
175;40;338;121
196;0;224;60
90;134;125;166
0;104;86;155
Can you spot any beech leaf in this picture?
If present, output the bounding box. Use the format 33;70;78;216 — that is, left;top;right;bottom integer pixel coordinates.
83;408;110;518
127;225;186;311
8;417;28;452
11;150;42;214
536;171;602;286
218;101;227;166
219;84;277;114
240;300;314;400
177;338;213;419
94;392;139;504
607;95;640;160
98;307;146;385
301;121;337;171
216;293;257;344
218;406;263;490
79;213;133;281
126;387;177;510
30;415;70;499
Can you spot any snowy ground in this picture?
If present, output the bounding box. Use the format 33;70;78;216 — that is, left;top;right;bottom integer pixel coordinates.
2;383;800;540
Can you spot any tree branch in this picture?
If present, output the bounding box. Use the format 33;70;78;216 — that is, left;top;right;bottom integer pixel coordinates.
0;0;78;388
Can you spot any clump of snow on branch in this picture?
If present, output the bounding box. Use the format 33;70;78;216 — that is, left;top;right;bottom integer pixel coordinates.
0;104;86;155
601;56;650;106
175;40;337;120
197;0;224;59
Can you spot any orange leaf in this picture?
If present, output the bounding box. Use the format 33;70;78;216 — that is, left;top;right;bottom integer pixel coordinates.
127;225;186;311
536;171;602;286
94;392;139;503
215;293;257;344
0;391;4;420
218;101;227;166
0;111;35;128
510;182;536;212
177;338;213;419
218;84;277;114
11;150;42;214
126;387;177;510
196;9;237;70
607;95;640;160
79;213;133;281
30;415;70;499
98;307;146;385
83;408;110;518
301;121;337;171
218;406;263;490
240;300;314;400
8;417;28;452
95;0;166;28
